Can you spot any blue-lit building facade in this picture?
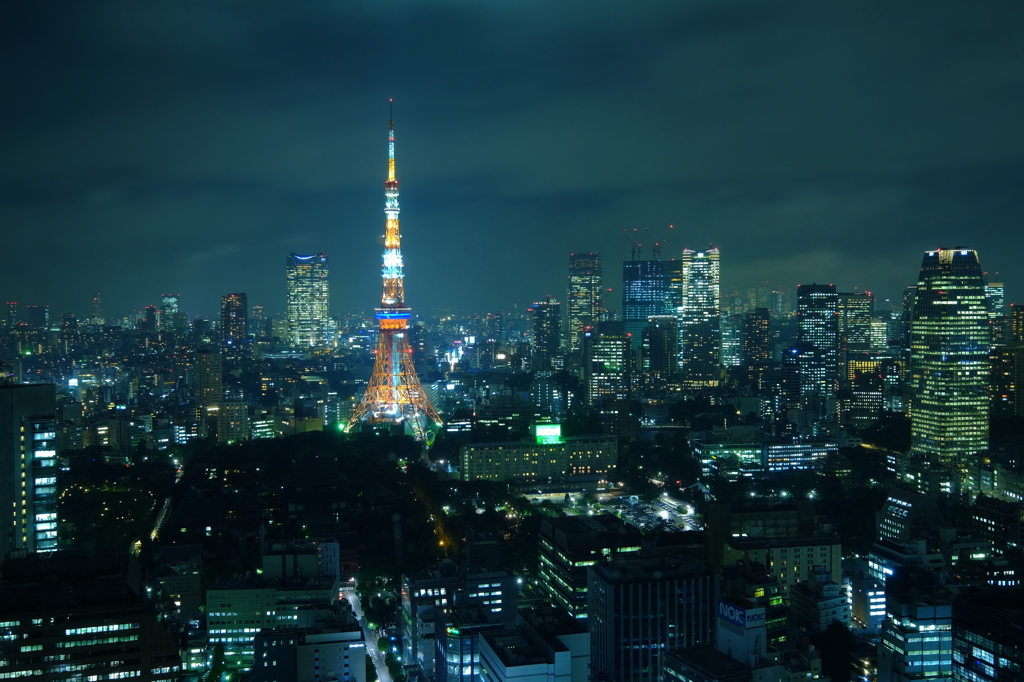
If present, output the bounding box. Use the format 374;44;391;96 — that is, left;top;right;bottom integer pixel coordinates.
622;260;669;349
0;381;58;556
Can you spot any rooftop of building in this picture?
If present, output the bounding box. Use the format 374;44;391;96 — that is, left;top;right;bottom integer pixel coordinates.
664;645;752;681
404;560;513;585
518;606;587;639
539;515;642;552
207;571;337;592
0;550;147;611
258;610;362;639
442;606;507;631
591;554;712;582
482;628;552;668
463;435;617;450
954;587;1024;620
729;534;841;550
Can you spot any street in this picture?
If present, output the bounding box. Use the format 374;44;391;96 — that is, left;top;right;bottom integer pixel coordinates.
343;586;393;682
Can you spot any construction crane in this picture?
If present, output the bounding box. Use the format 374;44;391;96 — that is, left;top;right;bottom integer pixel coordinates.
623;228;643;260
650;224;675;260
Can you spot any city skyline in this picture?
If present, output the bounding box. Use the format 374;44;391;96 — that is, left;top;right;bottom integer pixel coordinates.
3;2;1023;319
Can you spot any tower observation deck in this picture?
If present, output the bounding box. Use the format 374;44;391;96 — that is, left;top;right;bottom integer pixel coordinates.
347;104;442;442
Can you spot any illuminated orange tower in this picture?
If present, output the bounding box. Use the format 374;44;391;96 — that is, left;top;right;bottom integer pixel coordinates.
348;103;442;441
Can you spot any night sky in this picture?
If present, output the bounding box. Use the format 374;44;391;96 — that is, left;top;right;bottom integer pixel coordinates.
4;1;1023;320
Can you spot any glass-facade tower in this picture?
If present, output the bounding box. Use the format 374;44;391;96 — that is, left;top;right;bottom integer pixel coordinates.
678;248;721;385
909;247;990;486
286;252;330;348
796;283;839;421
567;252;602;352
622;260;668;349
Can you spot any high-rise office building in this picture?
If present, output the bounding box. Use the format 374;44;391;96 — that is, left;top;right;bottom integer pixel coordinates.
159;294;180;332
26;305;49;330
909;247;990;488
679;248;720;325
719;313;743;368
4;302;18;328
582;322;632;406
896;285;918;349
348;107;441;442
985;281;1005;320
194;348;223;411
622;260;668;349
796;283;839;421
0;553;181;680
90;292;104;325
221;292;249;363
664;259;684;314
990;345;1024;419
286;252;330;348
742;307;771;389
678;248;721;385
838;291;874;354
567;253;602;352
952;588;1024;682
537;516;643;620
0;381;58;557
529;295;561;371
641;315;679;388
1010;304;1024;343
589;556;716;682
876;568;953;682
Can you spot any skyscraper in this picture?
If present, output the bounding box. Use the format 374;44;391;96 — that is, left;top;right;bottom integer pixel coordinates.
582;322;632;407
796;283;839;422
641;315;678;389
985;281;1005;319
742;307;771;389
909;247;990;488
566;253;602;352
221;293;249;363
679;248;720;325
90;293;104;325
0;381;58;556
159;294;180;332
26;305;49;330
194;348;223;411
589;556;716;682
348;106;441;442
622;260;668;349
529;295;561;371
286;252;330;348
838;291;874;354
678;248;721;385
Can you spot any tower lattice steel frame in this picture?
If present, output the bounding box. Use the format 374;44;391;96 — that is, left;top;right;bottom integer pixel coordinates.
348;105;441;441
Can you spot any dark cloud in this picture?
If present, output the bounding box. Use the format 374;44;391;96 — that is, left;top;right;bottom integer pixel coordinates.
2;0;1022;318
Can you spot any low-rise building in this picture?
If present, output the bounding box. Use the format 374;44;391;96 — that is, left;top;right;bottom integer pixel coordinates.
401;562;518;678
253;614;366;682
478;608;588;682
788;567;851;632
460;426;616;491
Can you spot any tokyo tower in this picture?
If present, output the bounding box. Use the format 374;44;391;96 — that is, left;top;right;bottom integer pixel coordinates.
347;103;442;442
